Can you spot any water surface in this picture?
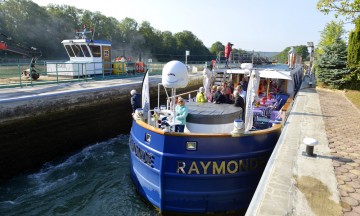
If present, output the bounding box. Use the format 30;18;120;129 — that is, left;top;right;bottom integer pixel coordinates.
0;135;158;216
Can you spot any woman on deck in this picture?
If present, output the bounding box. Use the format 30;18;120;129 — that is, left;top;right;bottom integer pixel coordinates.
196;87;207;103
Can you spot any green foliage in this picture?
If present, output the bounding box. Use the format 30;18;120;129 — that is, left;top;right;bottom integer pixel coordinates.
317;20;346;54
209;42;224;55
273;47;290;63
296;45;310;61
348;17;360;67
273;46;309;63
317;0;360;22
316;37;350;89
346;16;360;89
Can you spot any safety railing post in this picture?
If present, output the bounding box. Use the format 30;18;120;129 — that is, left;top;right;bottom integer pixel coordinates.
56;63;59;83
18;63;23;88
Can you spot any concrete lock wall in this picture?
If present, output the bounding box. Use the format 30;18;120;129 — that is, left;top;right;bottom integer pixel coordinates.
0;76;203;182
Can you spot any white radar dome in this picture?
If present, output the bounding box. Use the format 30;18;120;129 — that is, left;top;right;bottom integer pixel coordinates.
162;60;189;88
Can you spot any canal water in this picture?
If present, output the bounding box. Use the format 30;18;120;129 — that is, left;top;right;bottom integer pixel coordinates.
0;135;158;216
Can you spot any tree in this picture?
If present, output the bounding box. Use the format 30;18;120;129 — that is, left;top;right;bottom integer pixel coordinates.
347;16;360;88
209;42;224;55
0;0;218;62
0;0;55;56
316;37;350;88
295;45;310;61
273;47;290;63
173;31;210;62
138;21;161;61
317;0;360;22
317;20;346;55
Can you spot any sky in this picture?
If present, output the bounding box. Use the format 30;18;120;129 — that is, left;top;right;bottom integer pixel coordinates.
32;0;354;52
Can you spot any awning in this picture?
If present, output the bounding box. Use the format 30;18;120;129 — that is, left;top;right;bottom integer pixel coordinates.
258;69;292;80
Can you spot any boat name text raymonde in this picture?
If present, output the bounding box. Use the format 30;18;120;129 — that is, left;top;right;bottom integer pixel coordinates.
176;157;267;175
129;138;154;167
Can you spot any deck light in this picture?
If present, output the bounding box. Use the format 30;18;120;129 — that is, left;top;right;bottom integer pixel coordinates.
186;141;197;151
145;133;151;143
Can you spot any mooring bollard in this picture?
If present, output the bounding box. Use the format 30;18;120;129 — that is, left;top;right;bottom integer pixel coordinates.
303;137;318;157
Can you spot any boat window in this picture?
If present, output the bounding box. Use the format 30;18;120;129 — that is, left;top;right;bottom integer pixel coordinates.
64;45;75;57
104;50;109;57
72;45;84;57
81;45;91;57
89;45;101;57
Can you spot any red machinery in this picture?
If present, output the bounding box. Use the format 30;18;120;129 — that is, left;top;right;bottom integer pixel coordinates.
0;32;42;80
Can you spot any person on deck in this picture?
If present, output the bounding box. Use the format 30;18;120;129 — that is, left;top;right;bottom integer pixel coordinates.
242;77;248;91
222;81;232;104
203;64;213;99
233;90;245;120
236;84;246;102
258;80;266;96
196;87;207;103
130;89;141;114
208;85;217;102
213;86;226;104
224;42;233;68
175;97;189;133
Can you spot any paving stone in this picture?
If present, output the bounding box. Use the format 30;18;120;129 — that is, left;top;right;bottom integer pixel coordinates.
338;175;353;182
339;180;346;185
344;164;356;170
350;170;360;176
334;161;343;167
340;185;356;193
341;190;350;197
349;153;360;158
336;166;350;173
349;181;360;189
353;205;360;214
348;163;360;168
349;192;360;201
342;201;353;212
353;179;360;184
330;149;338;153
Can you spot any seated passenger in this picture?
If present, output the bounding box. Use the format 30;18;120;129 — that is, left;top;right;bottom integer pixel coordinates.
196;87;207;103
233;90;245;120
208;85;217;102
213;86;226;104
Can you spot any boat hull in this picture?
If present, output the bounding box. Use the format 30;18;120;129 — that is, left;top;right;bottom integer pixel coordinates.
129;120;281;213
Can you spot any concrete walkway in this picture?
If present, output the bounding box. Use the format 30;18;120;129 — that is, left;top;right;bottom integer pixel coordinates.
247;84;360;215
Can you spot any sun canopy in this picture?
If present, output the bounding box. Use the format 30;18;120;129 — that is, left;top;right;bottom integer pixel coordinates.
258;69;292;80
225;68;292;80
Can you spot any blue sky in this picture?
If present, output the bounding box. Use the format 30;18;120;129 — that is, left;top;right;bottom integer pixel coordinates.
32;0;353;52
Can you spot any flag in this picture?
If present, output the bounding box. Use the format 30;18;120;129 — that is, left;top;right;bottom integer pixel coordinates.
142;69;150;120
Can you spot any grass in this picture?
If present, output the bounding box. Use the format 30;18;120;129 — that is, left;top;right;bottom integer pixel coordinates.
345;89;360;110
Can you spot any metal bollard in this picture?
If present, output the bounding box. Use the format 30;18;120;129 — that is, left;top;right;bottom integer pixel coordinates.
303;137;318;157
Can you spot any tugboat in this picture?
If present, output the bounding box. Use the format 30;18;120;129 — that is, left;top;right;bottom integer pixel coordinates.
46;24;112;77
128;60;302;214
